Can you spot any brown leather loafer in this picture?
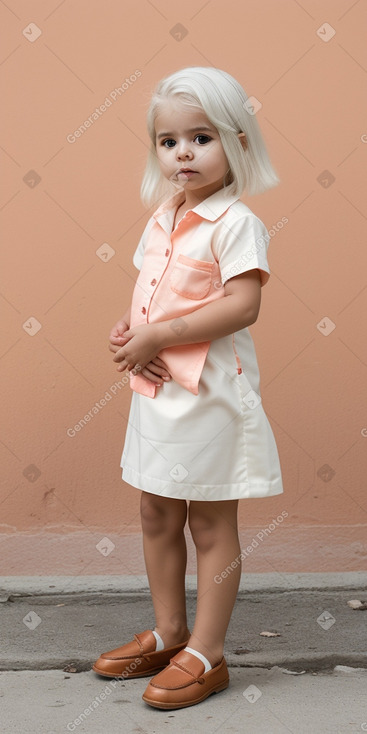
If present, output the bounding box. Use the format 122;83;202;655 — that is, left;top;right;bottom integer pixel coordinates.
142;649;229;709
92;630;190;679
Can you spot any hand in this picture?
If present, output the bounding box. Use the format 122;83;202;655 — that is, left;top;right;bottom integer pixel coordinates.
140;356;172;385
109;318;130;346
109;316;134;365
112;323;163;373
109;341;171;385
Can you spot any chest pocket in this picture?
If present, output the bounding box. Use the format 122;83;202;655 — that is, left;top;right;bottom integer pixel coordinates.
170;254;214;300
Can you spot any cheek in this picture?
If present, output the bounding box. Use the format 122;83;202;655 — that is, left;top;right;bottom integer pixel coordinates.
208;152;228;174
218;152;230;173
156;150;171;170
203;144;228;169
217;146;229;166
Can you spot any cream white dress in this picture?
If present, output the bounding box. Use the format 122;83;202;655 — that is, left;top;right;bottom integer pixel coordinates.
120;190;284;501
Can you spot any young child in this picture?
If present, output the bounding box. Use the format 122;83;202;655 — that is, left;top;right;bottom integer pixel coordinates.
93;66;284;710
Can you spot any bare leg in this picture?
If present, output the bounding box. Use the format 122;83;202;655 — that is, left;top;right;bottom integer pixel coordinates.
187;499;241;666
140;491;191;647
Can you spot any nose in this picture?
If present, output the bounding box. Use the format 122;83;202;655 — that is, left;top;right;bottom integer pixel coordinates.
175;139;194;161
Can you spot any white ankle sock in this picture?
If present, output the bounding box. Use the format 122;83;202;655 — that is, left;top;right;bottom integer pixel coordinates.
152;630;164;651
184;646;212;672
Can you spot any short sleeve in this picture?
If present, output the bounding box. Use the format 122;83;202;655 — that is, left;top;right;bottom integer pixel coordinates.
214;214;271;287
132;216;155;271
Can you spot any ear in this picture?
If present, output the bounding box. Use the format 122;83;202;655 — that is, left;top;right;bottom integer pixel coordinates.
238;132;247;150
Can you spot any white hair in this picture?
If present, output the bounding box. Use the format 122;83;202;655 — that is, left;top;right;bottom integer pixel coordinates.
140;66;280;209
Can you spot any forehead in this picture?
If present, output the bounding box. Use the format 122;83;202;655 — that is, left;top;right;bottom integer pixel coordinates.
154;98;213;134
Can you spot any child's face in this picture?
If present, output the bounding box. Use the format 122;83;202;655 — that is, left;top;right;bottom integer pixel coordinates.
154;98;230;202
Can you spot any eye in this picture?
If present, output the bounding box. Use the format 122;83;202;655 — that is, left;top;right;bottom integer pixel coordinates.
161;138;176;148
195;135;211;144
160;134;212;148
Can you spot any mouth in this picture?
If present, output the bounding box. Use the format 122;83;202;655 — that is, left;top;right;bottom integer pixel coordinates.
178;169;197;177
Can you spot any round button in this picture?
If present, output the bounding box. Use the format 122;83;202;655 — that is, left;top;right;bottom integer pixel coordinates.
141;306;146;315
151;279;157;286
165;248;170;257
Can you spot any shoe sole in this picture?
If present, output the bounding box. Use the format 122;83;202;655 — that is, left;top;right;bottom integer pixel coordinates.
92;663;168;679
142;677;229;709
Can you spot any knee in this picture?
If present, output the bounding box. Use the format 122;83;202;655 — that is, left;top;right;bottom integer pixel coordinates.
188;501;239;552
188;507;217;552
140;492;187;538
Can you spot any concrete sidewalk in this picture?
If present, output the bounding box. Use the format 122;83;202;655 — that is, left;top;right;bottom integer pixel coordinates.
2;666;367;734
1;573;367;672
1;573;367;733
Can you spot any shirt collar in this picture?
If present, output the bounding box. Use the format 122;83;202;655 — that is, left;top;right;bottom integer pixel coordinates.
152;186;241;231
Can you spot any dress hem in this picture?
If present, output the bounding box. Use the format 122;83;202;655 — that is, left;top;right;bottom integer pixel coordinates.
121;465;284;501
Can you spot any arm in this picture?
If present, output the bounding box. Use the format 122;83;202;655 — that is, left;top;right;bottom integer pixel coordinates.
108;306;172;384
112;270;261;372
109;307;131;340
156;270;261;348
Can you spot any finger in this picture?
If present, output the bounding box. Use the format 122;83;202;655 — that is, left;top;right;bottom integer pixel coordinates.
116;360;128;372
150;357;171;378
109;323;128;340
150;356;168;367
109;335;129;346
141;367;163;385
145;361;171;380
112;349;126;363
109;326;123;339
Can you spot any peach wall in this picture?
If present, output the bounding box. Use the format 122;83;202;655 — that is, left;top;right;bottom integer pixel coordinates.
1;0;366;576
